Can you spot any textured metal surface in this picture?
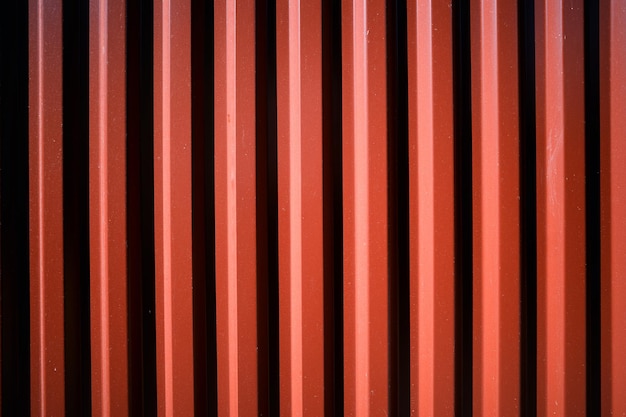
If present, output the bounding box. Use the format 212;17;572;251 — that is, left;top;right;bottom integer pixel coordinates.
535;0;587;415
471;0;521;415
28;0;65;414
153;0;195;415
89;0;129;415
214;0;260;415
277;0;326;415
342;0;390;415
1;0;620;415
601;0;626;415
407;0;456;415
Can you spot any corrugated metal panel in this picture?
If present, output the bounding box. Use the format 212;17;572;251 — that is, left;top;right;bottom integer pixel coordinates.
471;0;521;415
535;0;587;414
0;0;621;416
276;0;327;415
89;0;129;415
601;1;626;416
407;0;456;415
28;0;65;415
214;0;264;415
342;0;390;415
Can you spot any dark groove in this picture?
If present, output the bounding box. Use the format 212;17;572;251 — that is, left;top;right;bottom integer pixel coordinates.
0;0;31;414
387;0;410;414
62;1;92;415
191;0;218;415
386;0;399;414
126;0;157;414
518;0;538;415
321;0;341;413
328;0;344;413
452;0;474;415
584;0;601;413
256;0;279;414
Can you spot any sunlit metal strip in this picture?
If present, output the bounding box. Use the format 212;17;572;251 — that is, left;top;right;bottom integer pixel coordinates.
277;0;326;415
153;0;195;415
214;0;260;414
471;0;521;415
407;0;455;415
342;0;389;415
601;0;626;415
535;0;587;414
88;0;129;415
28;0;65;414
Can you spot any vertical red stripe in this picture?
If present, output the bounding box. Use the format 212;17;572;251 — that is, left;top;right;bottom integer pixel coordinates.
277;0;326;415
407;0;456;415
28;0;65;415
214;0;260;414
342;0;389;415
601;0;626;415
536;0;586;415
154;0;195;415
471;0;521;415
89;0;129;415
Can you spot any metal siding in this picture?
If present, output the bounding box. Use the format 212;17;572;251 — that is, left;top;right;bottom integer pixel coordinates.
28;0;66;414
535;0;587;414
342;0;390;414
214;0;261;415
277;0;326;415
601;0;626;416
0;0;621;415
471;0;521;415
153;0;195;416
407;0;456;415
89;0;129;415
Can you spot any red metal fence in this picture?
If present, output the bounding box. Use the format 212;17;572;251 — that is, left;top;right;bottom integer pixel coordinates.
0;0;623;416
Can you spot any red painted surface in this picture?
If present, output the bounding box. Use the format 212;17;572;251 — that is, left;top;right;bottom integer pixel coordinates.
153;0;195;415
214;0;260;415
342;0;389;415
8;1;622;415
535;0;587;415
601;0;626;415
407;0;455;415
277;0;326;415
28;0;65;414
89;0;129;415
471;0;521;415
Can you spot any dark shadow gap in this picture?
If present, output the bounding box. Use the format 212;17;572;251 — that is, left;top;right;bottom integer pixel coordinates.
0;0;31;414
584;0;601;413
256;0;279;414
191;0;218;414
518;0;538;415
62;1;92;415
126;0;157;414
327;0;345;413
452;0;473;415
322;0;344;413
386;0;410;414
518;0;538;414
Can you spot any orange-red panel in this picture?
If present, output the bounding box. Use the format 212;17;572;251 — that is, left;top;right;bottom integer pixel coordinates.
89;0;129;415
407;0;455;415
600;0;626;415
153;0;195;415
471;0;521;415
28;0;65;415
342;0;389;415
214;0;260;415
535;0;586;415
276;0;326;415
